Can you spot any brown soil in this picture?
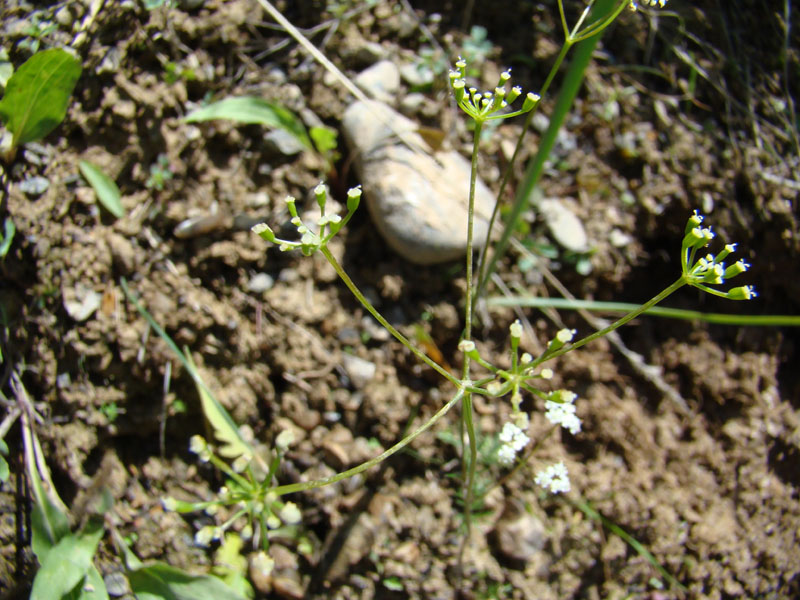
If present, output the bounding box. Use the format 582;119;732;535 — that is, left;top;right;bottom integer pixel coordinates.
1;1;799;599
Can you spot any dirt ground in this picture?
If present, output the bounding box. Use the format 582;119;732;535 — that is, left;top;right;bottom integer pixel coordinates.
1;0;799;598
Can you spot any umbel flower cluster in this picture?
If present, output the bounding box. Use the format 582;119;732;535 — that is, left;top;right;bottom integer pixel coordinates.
681;210;756;300
449;59;539;123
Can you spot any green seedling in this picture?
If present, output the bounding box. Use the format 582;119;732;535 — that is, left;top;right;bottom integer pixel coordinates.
184;96;340;171
164;61;197;85
79;160;125;218
461;25;492;76
17;11;58;55
145;153;174;191
184;96;313;150
0;48;82;161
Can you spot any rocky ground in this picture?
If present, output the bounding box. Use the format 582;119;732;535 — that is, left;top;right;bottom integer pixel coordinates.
1;0;799;598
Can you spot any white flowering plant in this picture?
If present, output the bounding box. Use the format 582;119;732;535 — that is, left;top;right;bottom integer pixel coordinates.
150;0;756;591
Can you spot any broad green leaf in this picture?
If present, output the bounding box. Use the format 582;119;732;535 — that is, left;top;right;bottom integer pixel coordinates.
309;125;338;156
79;160;125;218
128;562;248;600
0;48;82;148
184;97;312;150
184;351;253;460
72;565;110;600
30;519;104;600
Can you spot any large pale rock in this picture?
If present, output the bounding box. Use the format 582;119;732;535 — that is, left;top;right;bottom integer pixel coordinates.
342;100;495;265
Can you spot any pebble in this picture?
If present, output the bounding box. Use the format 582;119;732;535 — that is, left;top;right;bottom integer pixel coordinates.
342;100;494;264
399;61;434;89
246;272;275;294
342;353;376;389
103;571;130;596
18;175;50;196
492;504;545;561
354;60;400;103
63;284;101;321
264;128;307;156
538;198;589;253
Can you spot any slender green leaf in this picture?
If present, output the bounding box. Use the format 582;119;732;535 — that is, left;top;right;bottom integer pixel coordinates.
30;519;104;600
0;217;15;258
128;562;248;600
78;160;125;218
118;279;253;461
24;417;71;559
185;352;253;460
488;296;800;326
184;97;312;150
0;48;82;148
0;438;8;481
573;498;687;592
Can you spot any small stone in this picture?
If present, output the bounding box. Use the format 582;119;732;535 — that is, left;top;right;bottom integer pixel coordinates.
399;61;434;89
264;128;307;156
19;176;50;196
63;284;101;321
492;504;545;562
342;353;376;389
351;41;387;66
272;575;305;600
322;439;349;470
342;100;494;264
539;198;589;253
354;60;400;103
54;6;73;27
609;228;633;248
247;272;275;294
103;571;130;597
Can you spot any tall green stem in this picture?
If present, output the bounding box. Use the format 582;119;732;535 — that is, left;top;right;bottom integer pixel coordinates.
273;389;464;496
320;246;461;388
534;277;687;366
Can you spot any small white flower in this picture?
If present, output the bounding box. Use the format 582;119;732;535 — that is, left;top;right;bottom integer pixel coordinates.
499;422;530;452
509;320;523;339
535;461;571;494
275;429;295;451
545;392;581;435
194;525;217;547
556;328;576;343
540;368;554;380
279;502;302;525
266;514;281;529
497;444;517;465
458;339;476;353
497;420;530;465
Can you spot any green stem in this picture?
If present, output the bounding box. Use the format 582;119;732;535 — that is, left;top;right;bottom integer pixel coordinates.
474;41;573;308
534;277;686;366
475;0;619;303
272;389;464;496
320;246;460;388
